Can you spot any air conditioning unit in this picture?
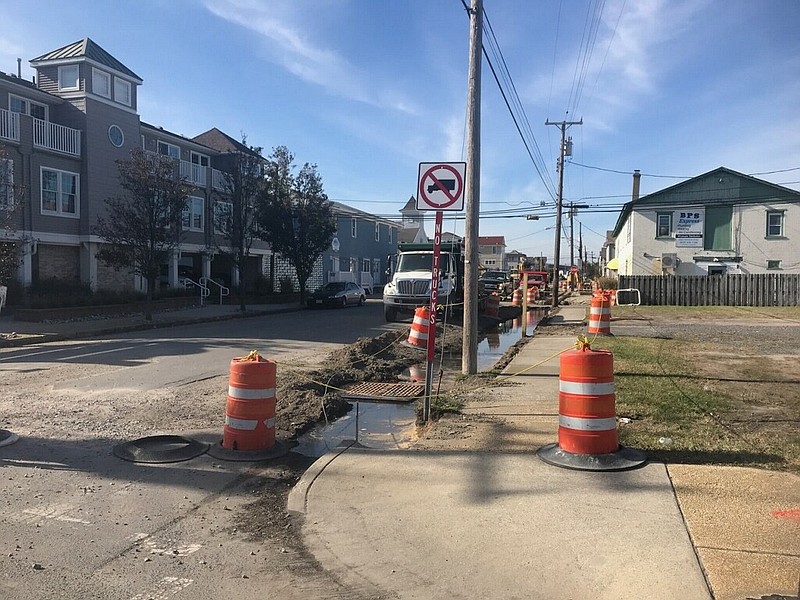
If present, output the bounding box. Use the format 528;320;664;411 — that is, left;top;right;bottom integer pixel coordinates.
661;253;678;270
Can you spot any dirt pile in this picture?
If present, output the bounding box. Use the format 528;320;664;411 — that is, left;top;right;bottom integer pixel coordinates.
276;326;465;436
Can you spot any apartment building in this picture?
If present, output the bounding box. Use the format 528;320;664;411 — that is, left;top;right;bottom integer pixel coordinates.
478;235;506;271
0;38;398;294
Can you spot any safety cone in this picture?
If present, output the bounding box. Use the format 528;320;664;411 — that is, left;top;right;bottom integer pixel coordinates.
537;337;646;471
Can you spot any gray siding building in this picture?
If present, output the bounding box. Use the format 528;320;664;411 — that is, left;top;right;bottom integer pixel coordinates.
0;38;398;295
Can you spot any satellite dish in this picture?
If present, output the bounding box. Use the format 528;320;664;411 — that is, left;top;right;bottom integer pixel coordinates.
331;237;340;252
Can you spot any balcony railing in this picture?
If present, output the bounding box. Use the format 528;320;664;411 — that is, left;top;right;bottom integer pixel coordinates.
33;118;81;156
212;168;228;191
0;109;20;142
180;160;208;187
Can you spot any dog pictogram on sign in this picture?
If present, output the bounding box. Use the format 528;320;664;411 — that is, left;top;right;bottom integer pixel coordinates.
417;162;466;211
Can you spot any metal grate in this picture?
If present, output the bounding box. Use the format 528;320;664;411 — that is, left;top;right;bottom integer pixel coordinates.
342;382;425;402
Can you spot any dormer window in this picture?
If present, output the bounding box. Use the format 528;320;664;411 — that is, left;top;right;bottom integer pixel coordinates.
92;68;111;98
114;78;131;106
58;65;79;91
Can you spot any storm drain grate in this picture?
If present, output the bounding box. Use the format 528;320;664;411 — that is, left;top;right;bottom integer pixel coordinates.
342;382;425;403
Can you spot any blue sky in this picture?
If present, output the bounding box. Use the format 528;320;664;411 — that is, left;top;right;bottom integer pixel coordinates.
2;0;799;263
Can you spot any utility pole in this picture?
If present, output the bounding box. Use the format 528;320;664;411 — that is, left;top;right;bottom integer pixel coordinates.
545;118;582;308
568;201;588;272
462;0;482;375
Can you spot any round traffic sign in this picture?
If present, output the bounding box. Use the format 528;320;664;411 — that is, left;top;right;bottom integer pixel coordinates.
418;163;465;210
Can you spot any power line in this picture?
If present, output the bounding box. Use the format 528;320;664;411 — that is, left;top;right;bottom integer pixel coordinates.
479;6;557;201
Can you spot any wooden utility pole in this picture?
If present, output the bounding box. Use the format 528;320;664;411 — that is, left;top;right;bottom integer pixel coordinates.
462;0;482;374
545;118;582;308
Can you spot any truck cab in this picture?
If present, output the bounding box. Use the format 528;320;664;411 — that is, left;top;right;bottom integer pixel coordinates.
382;242;464;322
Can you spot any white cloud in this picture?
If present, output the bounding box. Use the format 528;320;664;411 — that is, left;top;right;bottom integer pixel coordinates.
201;0;417;115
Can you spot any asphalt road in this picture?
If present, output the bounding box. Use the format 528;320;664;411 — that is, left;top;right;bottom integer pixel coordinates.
0;300;403;600
0;299;401;391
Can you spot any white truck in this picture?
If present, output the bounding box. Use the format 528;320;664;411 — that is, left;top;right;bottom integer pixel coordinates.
382;241;465;322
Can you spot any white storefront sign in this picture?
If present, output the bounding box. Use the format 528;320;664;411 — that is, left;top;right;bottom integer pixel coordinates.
675;209;704;248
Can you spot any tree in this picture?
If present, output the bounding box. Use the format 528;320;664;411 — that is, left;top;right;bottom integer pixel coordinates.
95;148;191;320
258;146;335;304
212;137;265;312
0;144;23;289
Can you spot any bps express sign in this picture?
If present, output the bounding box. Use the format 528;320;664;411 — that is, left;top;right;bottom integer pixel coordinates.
674;209;704;248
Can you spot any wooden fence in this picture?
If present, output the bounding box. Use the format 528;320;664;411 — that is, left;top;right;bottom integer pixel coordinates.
617;274;800;306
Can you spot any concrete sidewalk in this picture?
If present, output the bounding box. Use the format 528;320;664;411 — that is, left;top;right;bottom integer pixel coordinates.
290;304;800;600
0;301;301;347
2;298;798;598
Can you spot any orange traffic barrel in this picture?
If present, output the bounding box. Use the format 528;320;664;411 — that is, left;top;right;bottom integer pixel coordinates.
512;288;523;306
408;306;430;348
526;285;537;304
587;294;612;336
558;346;618;455
222;353;277;451
485;293;499;317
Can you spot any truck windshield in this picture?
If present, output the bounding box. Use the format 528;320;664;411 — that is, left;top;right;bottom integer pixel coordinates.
396;253;450;273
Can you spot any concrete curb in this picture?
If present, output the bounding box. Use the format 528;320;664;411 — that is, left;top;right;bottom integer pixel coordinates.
0;305;303;348
287;440;358;515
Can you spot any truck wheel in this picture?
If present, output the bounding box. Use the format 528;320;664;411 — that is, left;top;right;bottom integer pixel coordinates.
384;306;397;322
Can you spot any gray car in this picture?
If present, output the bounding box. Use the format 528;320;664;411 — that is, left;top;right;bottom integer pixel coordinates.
307;281;367;308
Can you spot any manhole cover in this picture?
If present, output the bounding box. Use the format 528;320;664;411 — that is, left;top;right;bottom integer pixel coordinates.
342;382;425;402
0;428;19;448
113;435;209;463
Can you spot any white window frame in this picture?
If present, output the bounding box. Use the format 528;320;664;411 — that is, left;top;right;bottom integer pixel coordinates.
58;65;79;91
114;77;131;106
1;158;13;209
351;217;357;238
40;167;79;217
157;140;180;159
9;94;48;120
182;196;205;232
375;222;380;242
767;259;782;270
190;151;209;185
656;212;672;238
766;211;784;238
361;259;371;273
92;67;111;98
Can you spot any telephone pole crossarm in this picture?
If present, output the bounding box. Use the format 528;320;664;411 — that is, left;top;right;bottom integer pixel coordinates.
545;118;582;308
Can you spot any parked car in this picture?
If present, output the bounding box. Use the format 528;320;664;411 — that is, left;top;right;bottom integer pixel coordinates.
479;270;511;297
307;281;366;308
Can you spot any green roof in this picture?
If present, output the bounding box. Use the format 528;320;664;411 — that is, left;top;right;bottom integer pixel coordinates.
611;167;800;238
31;38;142;83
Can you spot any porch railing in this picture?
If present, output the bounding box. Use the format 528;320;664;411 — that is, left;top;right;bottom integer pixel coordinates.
180;160;208;186
33;118;81;156
0;109;19;142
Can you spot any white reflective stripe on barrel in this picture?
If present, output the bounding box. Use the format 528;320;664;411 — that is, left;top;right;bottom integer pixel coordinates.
228;386;276;400
413;317;430;327
559;380;615;395
559;415;617;431
588;319;609;328
590;306;610;315
410;332;428;340
264;417;276;428
225;416;258;430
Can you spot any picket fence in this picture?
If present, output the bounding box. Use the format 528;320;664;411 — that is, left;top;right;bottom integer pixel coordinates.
617;274;800;306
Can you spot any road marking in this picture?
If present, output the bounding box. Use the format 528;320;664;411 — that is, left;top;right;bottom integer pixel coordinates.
130;533;202;556
0;342;158;362
129;577;193;600
772;508;800;523
11;502;91;525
